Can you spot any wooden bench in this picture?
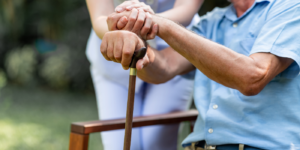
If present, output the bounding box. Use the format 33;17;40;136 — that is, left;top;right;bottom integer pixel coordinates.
69;109;198;150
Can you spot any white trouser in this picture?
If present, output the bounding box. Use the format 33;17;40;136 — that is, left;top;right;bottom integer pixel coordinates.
91;66;194;150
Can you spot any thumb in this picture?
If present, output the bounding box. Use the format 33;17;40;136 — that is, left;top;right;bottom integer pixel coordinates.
117;16;128;30
136;54;149;70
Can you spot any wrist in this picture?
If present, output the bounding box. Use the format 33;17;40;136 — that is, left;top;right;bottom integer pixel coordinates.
152;15;172;38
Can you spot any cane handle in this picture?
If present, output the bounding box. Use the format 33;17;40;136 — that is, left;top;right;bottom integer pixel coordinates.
129;45;147;68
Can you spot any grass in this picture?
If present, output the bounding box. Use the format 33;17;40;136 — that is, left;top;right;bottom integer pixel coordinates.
0;85;191;150
0;85;102;150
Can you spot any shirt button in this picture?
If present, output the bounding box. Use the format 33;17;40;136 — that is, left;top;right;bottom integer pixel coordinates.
208;128;213;133
233;23;238;27
213;105;218;109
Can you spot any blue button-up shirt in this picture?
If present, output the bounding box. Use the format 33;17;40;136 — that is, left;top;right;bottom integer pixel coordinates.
182;0;300;149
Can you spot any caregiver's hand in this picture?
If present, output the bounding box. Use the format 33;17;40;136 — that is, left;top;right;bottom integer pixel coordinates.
115;0;155;14
107;9;158;40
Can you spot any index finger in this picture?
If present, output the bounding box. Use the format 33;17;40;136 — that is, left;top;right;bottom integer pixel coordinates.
121;35;136;70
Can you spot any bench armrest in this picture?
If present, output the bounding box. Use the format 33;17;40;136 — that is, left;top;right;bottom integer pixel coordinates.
71;109;198;134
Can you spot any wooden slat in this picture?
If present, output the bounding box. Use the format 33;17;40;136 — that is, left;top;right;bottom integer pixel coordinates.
71;110;198;134
69;132;89;150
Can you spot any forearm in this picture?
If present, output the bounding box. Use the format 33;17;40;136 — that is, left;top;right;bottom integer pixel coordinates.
91;17;109;39
157;0;203;26
137;47;194;84
154;16;278;95
86;0;114;39
136;47;194;84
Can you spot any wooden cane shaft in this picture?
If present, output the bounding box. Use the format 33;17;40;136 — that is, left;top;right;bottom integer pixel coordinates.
124;73;136;150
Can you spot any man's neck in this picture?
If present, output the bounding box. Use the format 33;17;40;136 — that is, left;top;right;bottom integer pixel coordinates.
231;0;255;17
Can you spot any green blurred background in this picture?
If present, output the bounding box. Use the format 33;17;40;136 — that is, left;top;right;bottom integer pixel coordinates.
0;0;229;149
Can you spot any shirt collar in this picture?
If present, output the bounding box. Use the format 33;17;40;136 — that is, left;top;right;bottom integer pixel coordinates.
224;0;272;22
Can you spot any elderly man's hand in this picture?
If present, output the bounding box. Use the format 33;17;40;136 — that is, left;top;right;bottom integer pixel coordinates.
107;9;158;40
101;30;153;70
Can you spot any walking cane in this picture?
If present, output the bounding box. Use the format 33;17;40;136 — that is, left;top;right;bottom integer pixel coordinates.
123;45;147;150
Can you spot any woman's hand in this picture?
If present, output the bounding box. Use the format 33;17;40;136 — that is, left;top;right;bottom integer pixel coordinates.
107;9;158;40
115;1;155;14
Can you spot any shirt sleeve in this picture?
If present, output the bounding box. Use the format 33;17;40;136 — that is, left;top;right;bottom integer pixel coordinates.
250;2;300;78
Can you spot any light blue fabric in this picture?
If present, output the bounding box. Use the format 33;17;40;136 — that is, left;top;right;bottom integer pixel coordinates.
182;0;300;149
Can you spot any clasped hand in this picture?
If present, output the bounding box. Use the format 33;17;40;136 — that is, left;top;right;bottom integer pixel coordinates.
101;1;158;70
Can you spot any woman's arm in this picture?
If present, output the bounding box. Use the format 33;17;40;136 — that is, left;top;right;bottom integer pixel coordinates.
87;0;155;40
116;0;203;26
157;0;203;26
86;0;114;39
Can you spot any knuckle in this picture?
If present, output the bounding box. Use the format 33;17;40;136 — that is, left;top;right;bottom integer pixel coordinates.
116;44;122;52
127;31;136;37
123;49;132;57
132;8;138;13
107;48;113;55
116;31;123;36
100;46;106;53
138;7;143;11
107;16;112;22
107;14;116;20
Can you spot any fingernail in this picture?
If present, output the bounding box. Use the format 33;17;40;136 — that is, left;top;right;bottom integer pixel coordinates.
141;65;144;69
115;7;123;12
126;6;132;9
